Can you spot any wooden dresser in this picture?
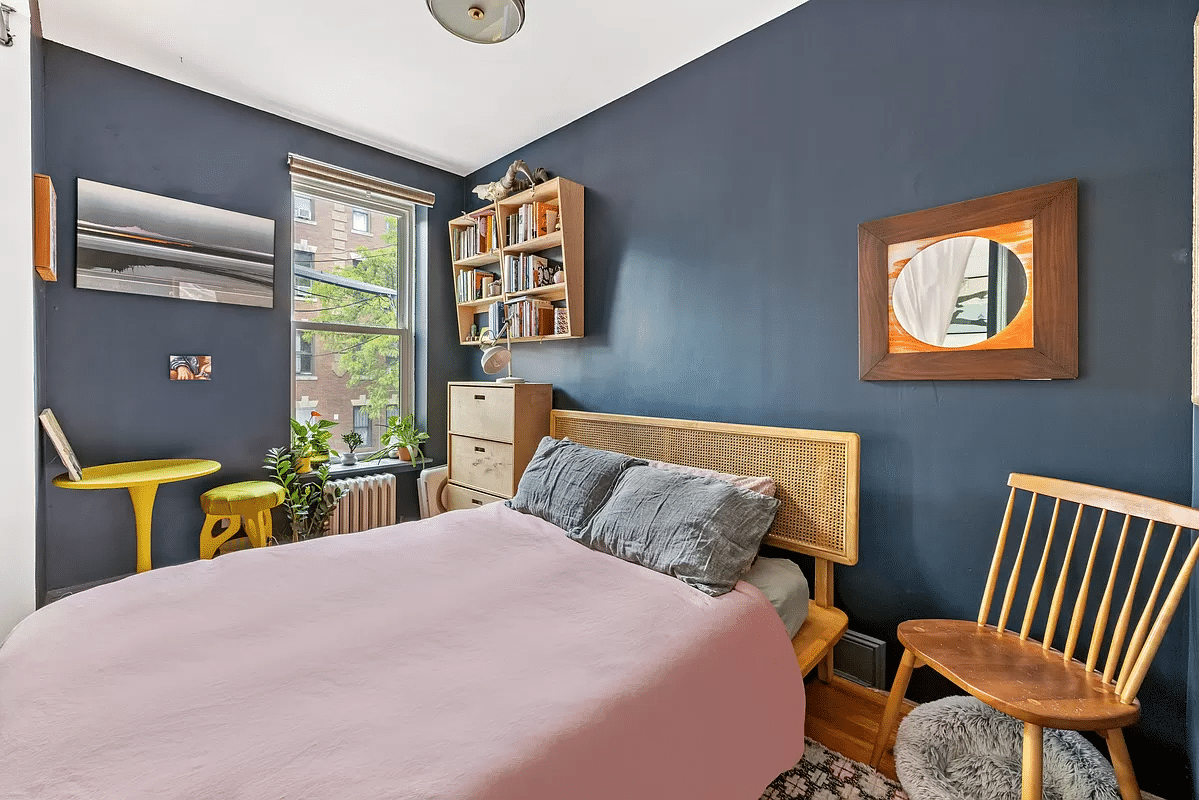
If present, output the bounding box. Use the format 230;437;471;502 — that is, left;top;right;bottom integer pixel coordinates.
445;382;552;510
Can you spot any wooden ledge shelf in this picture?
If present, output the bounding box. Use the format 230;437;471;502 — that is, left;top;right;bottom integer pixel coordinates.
453;251;501;268
503;231;563;255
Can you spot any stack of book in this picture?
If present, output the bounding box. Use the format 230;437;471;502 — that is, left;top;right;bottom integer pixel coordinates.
504;298;555;338
456;269;496;303
505;200;559;245
453;211;497;261
504;254;560;293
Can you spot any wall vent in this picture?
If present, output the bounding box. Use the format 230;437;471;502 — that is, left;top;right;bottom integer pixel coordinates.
833;629;887;688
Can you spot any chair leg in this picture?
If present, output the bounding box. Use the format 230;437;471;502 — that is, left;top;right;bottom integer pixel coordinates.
200;514;241;559
817;648;835;683
244;514;261;548
1022;723;1043;800
1103;728;1140;800
869;648;918;768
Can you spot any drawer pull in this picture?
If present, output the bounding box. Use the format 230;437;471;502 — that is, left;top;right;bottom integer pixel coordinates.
474;394;486;400
474;446;486;453
471;499;482;505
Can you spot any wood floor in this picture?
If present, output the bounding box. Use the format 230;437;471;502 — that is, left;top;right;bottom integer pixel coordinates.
804;676;914;782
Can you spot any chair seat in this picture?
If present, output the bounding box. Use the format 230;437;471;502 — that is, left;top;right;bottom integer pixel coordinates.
201;480;286;516
898;619;1140;730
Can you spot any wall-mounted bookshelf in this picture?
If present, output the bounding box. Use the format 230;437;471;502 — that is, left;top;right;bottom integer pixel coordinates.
449;177;583;346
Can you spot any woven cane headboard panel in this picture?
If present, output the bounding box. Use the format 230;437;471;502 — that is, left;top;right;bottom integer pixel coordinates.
550;411;860;565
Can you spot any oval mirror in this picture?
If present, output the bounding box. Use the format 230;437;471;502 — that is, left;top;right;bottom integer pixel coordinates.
892;236;1027;348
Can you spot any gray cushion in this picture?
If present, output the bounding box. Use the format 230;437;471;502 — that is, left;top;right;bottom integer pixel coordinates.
506;437;644;531
895;696;1119;800
570;466;780;597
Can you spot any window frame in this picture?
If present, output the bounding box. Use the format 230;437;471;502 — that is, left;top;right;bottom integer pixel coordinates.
351;207;371;234
290;177;417;426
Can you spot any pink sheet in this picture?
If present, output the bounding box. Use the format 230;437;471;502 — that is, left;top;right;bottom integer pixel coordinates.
0;503;805;799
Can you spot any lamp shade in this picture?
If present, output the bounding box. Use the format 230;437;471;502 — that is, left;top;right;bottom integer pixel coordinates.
480;345;512;375
427;0;525;44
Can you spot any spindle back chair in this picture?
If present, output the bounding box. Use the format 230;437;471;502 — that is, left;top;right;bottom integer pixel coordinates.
868;473;1199;800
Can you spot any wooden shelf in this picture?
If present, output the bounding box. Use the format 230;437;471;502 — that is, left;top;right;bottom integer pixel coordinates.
457;295;500;310
453;251;501;268
503;231;563;255
506;333;578;343
450;176;584;345
507;283;566;300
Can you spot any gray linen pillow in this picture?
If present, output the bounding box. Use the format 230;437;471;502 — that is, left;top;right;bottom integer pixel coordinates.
505;437;645;531
570;465;781;597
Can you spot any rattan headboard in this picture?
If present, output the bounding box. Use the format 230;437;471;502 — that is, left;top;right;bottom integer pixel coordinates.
550;411;860;565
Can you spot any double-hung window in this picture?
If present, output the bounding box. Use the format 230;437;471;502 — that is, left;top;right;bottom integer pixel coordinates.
289;155;433;442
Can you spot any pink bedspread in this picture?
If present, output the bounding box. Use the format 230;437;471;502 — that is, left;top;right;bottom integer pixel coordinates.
0;503;805;799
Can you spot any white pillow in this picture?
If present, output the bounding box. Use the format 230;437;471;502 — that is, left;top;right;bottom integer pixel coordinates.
742;557;810;638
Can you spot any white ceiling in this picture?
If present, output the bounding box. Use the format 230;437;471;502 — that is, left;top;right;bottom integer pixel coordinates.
38;1;810;176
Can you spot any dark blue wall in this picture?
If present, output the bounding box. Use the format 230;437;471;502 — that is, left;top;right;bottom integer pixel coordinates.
40;43;468;591
466;1;1198;794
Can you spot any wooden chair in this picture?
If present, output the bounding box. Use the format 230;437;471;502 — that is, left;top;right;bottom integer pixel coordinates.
869;473;1199;800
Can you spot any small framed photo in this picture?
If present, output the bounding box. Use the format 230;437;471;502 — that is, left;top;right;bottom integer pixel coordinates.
170;355;212;381
38;408;82;481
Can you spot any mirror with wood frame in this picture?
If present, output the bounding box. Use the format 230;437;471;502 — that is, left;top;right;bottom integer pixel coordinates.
858;179;1078;381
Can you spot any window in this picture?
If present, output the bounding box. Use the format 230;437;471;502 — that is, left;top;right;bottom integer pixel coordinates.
293;249;314;297
294;195;314;222
353;405;372;447
295;331;314;375
291;176;416;447
386;404;399;423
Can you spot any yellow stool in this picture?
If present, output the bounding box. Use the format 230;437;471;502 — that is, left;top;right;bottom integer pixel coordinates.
199;481;287;559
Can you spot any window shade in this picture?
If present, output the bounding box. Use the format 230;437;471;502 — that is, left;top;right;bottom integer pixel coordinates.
287;153;435;208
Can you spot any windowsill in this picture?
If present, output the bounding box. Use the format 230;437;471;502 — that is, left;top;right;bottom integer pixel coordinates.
327;457;434;478
296;374;318;381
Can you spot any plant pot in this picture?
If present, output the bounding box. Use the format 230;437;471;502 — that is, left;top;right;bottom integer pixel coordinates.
341;453;357;466
397;447;412;462
296;456;313;473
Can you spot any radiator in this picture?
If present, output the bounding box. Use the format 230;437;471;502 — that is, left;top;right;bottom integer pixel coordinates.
328;473;397;535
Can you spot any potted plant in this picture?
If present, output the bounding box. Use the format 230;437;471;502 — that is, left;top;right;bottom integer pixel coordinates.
369;413;429;463
290;412;337;473
340;431;363;465
263;447;344;542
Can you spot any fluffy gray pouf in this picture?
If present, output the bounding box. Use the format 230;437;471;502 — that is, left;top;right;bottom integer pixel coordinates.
894;696;1119;800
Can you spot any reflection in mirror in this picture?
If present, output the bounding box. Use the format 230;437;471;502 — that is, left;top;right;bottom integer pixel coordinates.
892;236;1026;348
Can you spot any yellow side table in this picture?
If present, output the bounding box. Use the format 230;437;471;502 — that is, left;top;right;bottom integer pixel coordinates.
52;459;221;573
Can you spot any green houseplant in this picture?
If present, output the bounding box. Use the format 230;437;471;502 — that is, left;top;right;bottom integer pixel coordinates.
369;413;429;463
340;431;363;465
290;412;337;472
263;446;343;542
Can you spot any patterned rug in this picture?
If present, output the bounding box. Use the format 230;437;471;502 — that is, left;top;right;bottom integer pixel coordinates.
762;738;909;800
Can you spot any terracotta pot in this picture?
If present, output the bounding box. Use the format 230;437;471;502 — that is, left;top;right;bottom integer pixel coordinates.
397;447;412;462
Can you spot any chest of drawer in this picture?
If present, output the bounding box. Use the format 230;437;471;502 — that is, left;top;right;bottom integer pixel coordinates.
448;385;515;442
449;435;516;497
445;483;505;511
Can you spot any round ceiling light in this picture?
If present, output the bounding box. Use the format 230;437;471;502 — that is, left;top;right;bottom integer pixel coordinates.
427;0;525;44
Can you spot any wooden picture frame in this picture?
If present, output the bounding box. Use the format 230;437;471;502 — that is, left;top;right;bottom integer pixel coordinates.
33;174;57;282
859;179;1078;381
38;408;83;481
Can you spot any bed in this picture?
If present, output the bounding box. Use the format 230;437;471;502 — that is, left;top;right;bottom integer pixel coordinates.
0;411;859;800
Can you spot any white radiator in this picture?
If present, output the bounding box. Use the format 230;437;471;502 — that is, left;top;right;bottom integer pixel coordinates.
328;473;397;535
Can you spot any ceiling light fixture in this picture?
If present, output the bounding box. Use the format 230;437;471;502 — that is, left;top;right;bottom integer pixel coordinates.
427;0;525;44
